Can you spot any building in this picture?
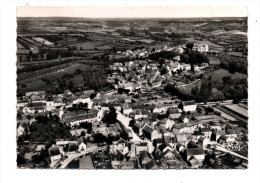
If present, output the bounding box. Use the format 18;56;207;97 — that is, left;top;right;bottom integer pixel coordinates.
186;147;205;161
197;44;209;53
182;100;197;112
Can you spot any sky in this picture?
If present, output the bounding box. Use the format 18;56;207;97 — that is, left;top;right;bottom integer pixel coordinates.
17;6;247;18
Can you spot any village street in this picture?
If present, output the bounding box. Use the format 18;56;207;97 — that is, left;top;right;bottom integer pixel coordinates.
116;112;141;142
116;112;154;153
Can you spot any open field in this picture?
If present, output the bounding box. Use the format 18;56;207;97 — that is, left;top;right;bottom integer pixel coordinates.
184;37;224;48
203;68;247;81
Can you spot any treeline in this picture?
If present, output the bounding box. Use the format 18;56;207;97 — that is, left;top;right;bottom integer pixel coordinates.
149;51;178;61
216;53;247;74
220;61;247;74
180;51;209;64
17;57;83;74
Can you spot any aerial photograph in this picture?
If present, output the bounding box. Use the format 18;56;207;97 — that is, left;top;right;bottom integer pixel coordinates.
16;7;248;169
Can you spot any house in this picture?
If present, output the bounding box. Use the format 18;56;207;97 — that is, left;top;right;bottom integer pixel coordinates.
122;105;133;116
186;147;205;161
198;137;210;147
192;131;205;140
182;100;197;112
109;138;129;155
17;125;25;137
49;145;62;162
25;91;45;97
121;160;135;169
188;156;203;168
34;145;46;154
225;129;238;138
161;118;175;130
211;130;226;141
136;144;149;156
179;115;189;123
164;135;177;147
145;160;158;169
78;142;87;152
200;128;212;138
150;129;162;141
111;159;121;169
140;151;153;167
175;134;188;146
197;44;209;53
187;140;198;148
163;149;176;161
77;136;88;151
153;107;162;113
153;138;164;148
168;108;181;119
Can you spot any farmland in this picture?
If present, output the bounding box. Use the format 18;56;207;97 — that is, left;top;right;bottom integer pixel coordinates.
17;62;110;95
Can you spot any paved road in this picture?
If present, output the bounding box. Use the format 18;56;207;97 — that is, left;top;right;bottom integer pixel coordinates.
59;151;87;169
116;112;154;153
116;112;142;142
215;145;248;161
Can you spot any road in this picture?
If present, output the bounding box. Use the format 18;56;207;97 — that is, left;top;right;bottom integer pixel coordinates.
116;112;142;142
59;151;87;169
215;144;248;161
176;79;201;88
116;112;154;153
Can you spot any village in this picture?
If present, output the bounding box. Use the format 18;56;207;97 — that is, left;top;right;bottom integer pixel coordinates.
16;45;248;169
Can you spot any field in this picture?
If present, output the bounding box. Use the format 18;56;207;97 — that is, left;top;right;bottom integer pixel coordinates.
17;63;109;95
70;41;104;50
184;37;223;48
203;68;247;81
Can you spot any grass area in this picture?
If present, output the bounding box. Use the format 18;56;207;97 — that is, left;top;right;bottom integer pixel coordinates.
203;68;247;81
28;119;72;142
227;52;247;58
70;41;103;50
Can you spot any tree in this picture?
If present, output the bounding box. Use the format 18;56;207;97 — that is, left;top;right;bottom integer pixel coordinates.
17;153;26;165
94;133;106;143
129;119;136;127
222;76;232;84
26;115;32;120
80;131;86;137
53;115;59;122
102;107;117;125
68;81;74;90
178;102;183;110
69;144;78;152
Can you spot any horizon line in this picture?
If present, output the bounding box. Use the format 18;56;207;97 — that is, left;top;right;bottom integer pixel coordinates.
17;16;247;19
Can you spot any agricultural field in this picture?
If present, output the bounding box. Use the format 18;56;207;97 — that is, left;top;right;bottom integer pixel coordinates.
17;62;110;95
184;37;224;48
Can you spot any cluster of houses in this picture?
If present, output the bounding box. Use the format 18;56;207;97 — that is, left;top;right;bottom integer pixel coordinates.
17;52;247;169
